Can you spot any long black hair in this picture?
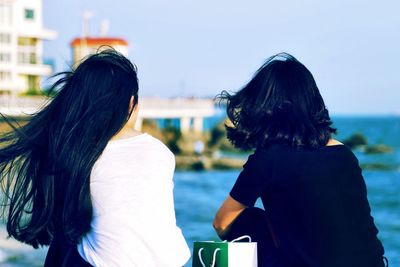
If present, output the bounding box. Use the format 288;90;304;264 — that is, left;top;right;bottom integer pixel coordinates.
219;53;336;150
0;49;138;248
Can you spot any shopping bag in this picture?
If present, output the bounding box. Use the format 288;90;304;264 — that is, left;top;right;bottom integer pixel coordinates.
192;235;257;267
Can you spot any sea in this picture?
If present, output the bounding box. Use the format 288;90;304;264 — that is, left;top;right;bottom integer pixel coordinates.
0;116;399;266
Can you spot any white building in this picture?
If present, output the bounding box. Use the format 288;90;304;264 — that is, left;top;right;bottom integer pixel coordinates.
0;0;57;94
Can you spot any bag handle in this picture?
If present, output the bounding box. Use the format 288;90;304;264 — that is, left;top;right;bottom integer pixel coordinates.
198;247;221;267
230;235;252;243
222;235;252;243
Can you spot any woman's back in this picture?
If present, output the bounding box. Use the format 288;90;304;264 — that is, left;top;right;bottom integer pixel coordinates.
214;52;386;266
230;144;384;267
0;50;190;266
78;133;190;266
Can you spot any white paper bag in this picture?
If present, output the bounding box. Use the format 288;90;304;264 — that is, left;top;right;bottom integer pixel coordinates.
192;235;257;267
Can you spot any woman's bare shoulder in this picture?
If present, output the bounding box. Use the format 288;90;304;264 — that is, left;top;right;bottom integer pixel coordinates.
326;139;344;146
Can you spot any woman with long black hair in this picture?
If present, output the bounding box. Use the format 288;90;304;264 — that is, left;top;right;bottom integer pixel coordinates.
0;50;190;266
213;53;387;267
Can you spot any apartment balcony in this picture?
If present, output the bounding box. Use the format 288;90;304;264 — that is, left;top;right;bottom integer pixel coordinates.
16;63;52;76
0;80;25;91
17;28;57;40
16;48;52;76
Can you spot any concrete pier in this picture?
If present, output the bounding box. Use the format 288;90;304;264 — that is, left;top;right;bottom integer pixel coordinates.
0;95;216;133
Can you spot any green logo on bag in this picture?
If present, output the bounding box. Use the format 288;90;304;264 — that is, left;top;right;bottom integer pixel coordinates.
192;242;229;267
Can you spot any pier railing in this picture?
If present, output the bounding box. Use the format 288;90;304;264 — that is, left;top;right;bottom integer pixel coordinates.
0;95;216;132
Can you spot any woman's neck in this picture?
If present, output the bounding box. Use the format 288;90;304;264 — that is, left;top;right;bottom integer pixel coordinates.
111;127;142;141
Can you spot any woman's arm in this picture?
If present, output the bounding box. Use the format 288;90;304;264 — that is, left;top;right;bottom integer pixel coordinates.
213;196;247;236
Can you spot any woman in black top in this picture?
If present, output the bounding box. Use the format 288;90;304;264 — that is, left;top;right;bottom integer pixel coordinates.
213;53;386;267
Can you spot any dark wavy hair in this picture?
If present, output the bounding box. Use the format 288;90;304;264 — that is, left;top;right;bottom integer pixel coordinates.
219;53;336;150
0;49;138;248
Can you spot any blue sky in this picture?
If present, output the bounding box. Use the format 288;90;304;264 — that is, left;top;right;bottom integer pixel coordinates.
43;0;400;114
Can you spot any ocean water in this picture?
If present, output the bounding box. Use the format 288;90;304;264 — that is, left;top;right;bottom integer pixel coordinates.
0;116;399;266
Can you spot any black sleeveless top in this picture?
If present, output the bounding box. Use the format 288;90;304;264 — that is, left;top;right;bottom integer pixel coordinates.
230;144;384;267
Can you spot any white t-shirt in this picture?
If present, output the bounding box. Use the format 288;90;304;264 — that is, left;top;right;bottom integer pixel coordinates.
77;133;191;267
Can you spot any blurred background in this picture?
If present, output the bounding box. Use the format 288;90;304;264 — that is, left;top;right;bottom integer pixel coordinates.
0;0;399;266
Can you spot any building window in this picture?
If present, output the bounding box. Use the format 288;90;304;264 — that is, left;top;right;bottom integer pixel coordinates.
24;9;35;20
0;72;11;81
18;52;37;64
0;53;11;62
18;40;38;65
0;33;11;44
27;75;39;90
18;37;36;46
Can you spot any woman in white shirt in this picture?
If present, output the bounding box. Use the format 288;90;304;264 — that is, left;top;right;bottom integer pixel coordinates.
0;50;190;266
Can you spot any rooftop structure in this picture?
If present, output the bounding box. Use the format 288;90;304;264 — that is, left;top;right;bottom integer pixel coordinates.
70;37;129;66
